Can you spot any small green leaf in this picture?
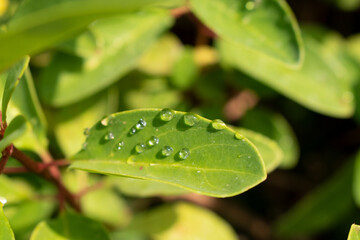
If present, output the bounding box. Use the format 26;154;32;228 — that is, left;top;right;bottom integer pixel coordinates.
219;28;356;118
1;56;29;122
0;115;27;152
241;108;299;169
0;0;184;71
353;151;360;207
348;224;360;240
71;109;266;197
190;0;303;65
38;10;173;107
0;203;15;240
108;176;188;197
128;202;237;240
30;212;110;240
274;160;355;237
236;128;283;173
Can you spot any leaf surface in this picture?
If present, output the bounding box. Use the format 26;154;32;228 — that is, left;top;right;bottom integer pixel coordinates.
353;151;360;207
1;57;29;122
219;29;356;118
190;0;303;65
0;203;14;240
0;0;184;71
38;10;173;107
348;224;360;240
0;115;27;152
71;109;266;197
30;212;110;240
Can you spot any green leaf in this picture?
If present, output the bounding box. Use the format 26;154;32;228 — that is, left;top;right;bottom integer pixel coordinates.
218;28;356;118
0;115;27;152
348;224;360;240
71;109;266;197
241;108;299;169
236;128;283;173
1;56;29;122
38;10;173;107
30;212;110;240
108;176;188;197
0;203;14;240
326;0;360;11
0;0;184;71
128;202;237;240
353;151;360;207
190;0;303;65
170;47;199;89
111;230;147;240
137;33;183;76
274;160;355;237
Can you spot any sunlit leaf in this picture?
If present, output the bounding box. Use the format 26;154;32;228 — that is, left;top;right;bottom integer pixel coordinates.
0;115;26;152
190;0;303;65
348;224;360;240
0;203;14;240
71;109;266;197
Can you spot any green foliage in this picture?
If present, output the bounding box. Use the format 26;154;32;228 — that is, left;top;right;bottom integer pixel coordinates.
71;109;266;197
0;115;26;152
0;203;14;240
348;224;360;240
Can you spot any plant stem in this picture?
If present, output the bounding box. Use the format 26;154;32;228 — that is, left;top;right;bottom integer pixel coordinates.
0;144;13;174
11;147;81;212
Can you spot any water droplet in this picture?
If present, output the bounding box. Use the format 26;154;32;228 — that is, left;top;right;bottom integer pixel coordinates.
211;119;226;130
83;128;90;136
129;127;137;135
147;136;159;146
179;148;190;160
101;116;114;126
160;108;175;121
105;132;115;141
0;197;7;206
115;141;125;150
162;146;173;157
135;143;146;153
235;132;245;140
135;118;147;130
184;113;200;126
82;142;88;150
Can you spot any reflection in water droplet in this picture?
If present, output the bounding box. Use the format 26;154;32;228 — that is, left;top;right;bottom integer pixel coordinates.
129;128;136;135
115;141;125;150
162;146;173;157
147;136;159;146
101;116;114;126
184;113;200;126
136;143;146;153
105;132;115;141
179;148;190;160
235;132;245;140
83;128;90;136
211;119;226;130
135;118;147;130
0;197;7;205
160;108;175;121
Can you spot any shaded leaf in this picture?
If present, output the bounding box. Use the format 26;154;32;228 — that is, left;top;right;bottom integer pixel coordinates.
218;28;356;118
30;212;110;240
236;128;283;173
1;56;29;122
348;224;360;240
353;151;360;207
0;203;14;240
0;115;27;152
190;0;303;65
108;176;187;197
241;108;299;169
274;160;355;237
38;10;173;107
0;0;184;71
128;202;237;240
71;109;266;197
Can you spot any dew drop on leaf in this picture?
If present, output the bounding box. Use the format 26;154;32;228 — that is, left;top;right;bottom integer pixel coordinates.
147;136;159;146
129;127;137;135
135;118;147;130
234;132;245;140
101;116;114;126
211;119;226;130
136;143;146;153
179;148;190;160
161;146;173;156
83;128;90;136
115;141;125;150
184;113;200;126
105;132;115;141
160;108;175;121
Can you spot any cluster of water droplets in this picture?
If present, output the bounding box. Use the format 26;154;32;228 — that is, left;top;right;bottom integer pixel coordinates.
130;118;147;135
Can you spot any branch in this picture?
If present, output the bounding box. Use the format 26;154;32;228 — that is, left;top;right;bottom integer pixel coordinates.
0;144;13;174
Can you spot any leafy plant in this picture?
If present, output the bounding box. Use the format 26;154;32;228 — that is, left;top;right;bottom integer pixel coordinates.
0;0;359;239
